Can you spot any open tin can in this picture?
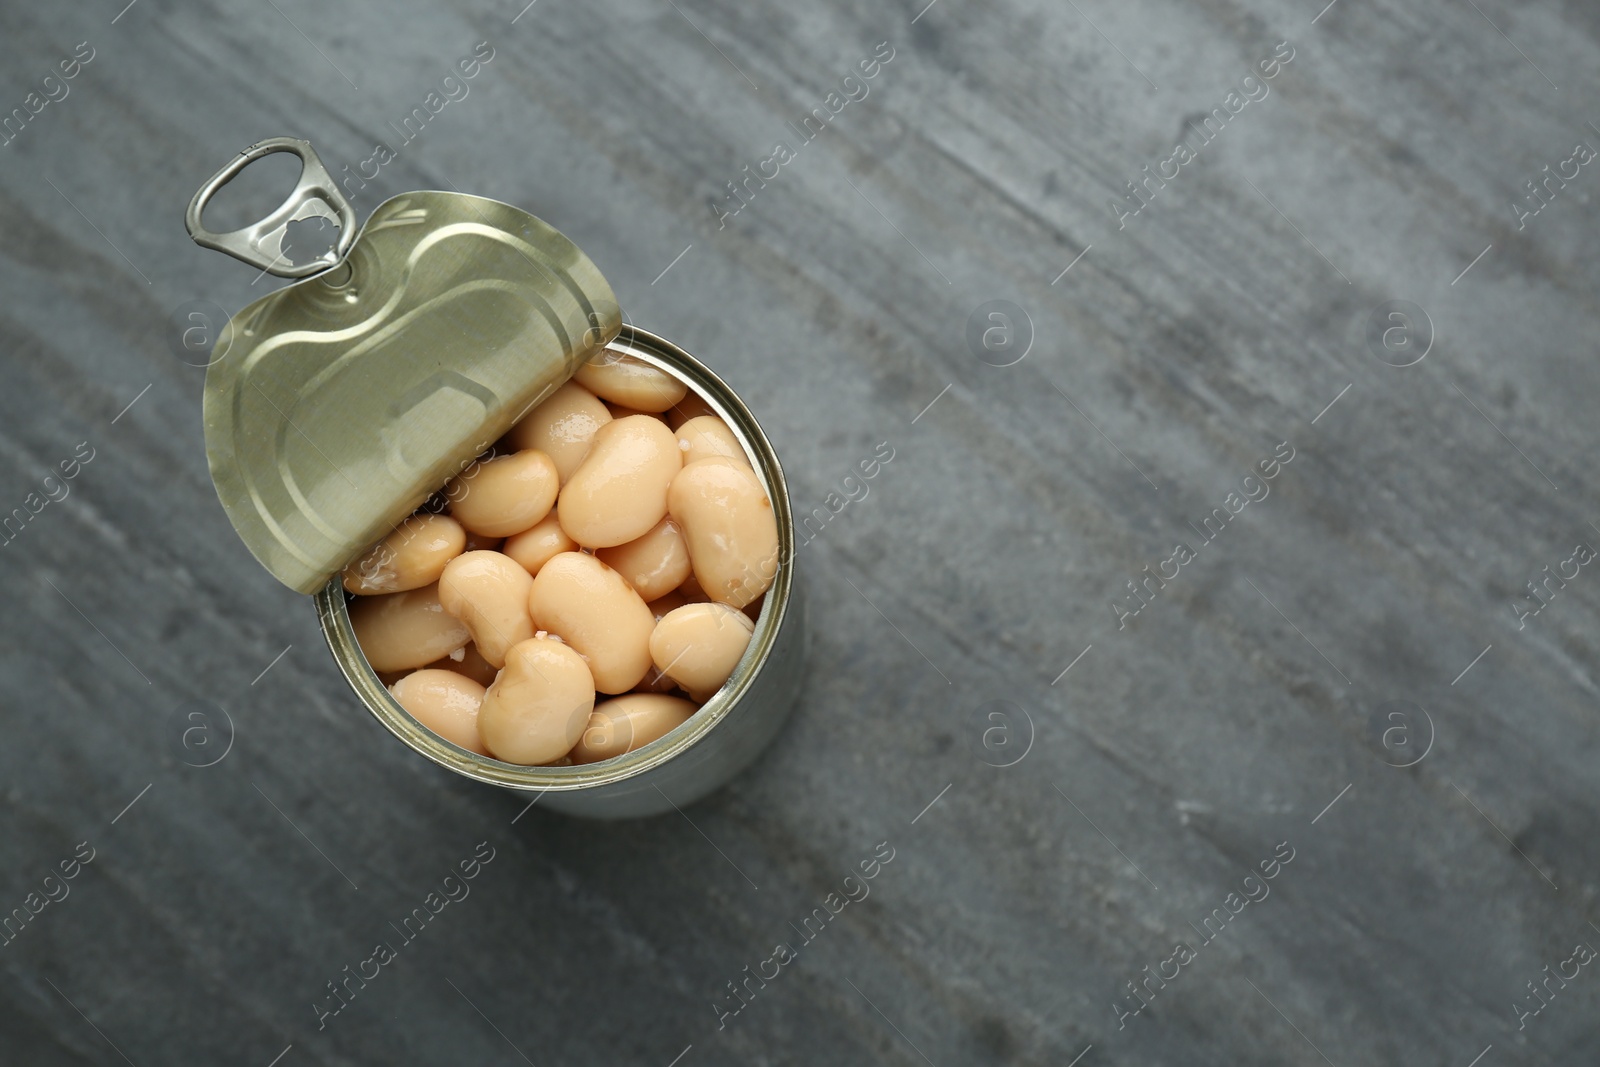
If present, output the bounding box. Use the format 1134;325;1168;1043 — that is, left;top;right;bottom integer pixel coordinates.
186;137;804;818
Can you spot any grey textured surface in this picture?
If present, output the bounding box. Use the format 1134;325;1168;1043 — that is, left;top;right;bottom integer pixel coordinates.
3;0;1599;1064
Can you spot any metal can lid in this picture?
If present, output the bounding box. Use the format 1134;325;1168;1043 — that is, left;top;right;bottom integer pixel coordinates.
188;139;620;594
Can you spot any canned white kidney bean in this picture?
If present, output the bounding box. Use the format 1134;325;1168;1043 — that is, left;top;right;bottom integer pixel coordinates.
573;352;687;413
342;514;466;595
527;552;656;695
349;583;470;673
595;518;692;602
505;381;611;484
501;513;576;577
437;551;536;669
389;669;490;756
322;327;804;818
649;603;756;702
571;694;697;765
668;458;780;609
477;635;595;765
558;415;682;549
675;415;748;467
447;450;560;538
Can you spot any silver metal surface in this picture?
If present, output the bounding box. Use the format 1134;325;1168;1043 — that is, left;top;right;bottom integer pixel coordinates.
190;149;620;594
184;137;357;278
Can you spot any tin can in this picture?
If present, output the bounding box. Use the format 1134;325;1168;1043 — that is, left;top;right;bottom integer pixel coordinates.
186;138;803;818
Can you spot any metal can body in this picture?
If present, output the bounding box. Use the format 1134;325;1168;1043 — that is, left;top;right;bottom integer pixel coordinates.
316;325;803;818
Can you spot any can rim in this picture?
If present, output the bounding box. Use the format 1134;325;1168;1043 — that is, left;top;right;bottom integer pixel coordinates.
315;324;795;792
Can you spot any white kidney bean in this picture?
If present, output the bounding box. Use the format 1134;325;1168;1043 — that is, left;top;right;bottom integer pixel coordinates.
649;602;755;701
506;382;611;483
675;415;747;467
574;351;687;412
437;551;535;669
447;450;559;538
389;669;489;755
502;512;576;577
569;693;696;764
527;552;655;694
668;458;779;608
351;583;471;673
343;513;466;595
557;416;681;548
477;635;595;765
596;518;691;601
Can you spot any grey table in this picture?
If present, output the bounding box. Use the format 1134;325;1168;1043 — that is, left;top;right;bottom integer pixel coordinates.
3;0;1598;1064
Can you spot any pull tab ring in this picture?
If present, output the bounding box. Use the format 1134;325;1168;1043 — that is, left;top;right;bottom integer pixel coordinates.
185;137;357;279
